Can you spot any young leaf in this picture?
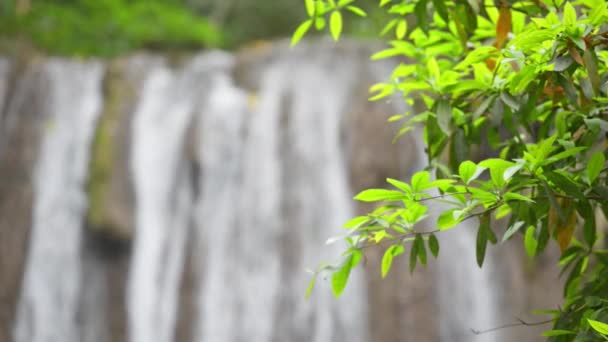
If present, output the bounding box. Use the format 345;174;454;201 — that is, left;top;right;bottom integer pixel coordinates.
291;20;313;47
331;250;361;297
396;19;407;39
346;5;366;17
381;245;400;278
459;160;477;184
524;225;538;257
563;2;577;26
354;189;406;202
387;178;412;194
330;11;343;41
305;0;315;17
428;233;440;257
503;192;534;203
588;319;608;336
411;171;431;192
437;209;460;230
587;152;605;184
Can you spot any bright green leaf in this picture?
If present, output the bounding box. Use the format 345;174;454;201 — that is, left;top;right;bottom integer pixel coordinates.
291;20;313;47
354;189;406;202
588;319;608;336
330;11;343;41
524;226;537;257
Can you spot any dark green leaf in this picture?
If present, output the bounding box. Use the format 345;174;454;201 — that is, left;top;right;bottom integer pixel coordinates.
415;234;427;265
414;0;429;34
409;238;418;273
432;0;449;22
476;216;489;267
428;233;440;257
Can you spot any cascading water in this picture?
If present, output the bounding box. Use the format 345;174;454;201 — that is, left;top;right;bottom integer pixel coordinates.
193;49;367;342
128;59;197;342
0;41;545;342
14;60;104;342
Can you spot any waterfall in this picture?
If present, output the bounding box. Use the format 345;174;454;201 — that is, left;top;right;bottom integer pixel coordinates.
128;59;197;342
14;60;104;342
0;41;549;342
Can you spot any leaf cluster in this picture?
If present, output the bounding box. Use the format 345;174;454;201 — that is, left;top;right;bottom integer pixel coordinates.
294;0;608;339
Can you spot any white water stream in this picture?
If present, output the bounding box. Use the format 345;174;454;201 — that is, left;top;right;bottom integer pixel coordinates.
14;60;104;342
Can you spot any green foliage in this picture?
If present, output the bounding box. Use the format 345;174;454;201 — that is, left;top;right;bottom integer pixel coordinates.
0;0;221;56
295;0;608;339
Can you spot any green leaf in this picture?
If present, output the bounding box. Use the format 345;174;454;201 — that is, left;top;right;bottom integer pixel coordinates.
411;171;431;192
436;99;452;135
414;0;429;34
415;234;427;265
503;192;534;203
354;189;406;202
428;233;439;257
386;178;412;193
382;244;404;278
563;2;577;26
331;250;361;297
305;0;315;16
346;5;366;17
291;19;313;47
524;225;537;257
587;152;605;184
330;11;343;41
305;274;316;299
459;160;485;184
396;19;407;39
409;238;418;273
343;215;369;229
478;158;515;188
502;221;525;242
432;0;449;22
438;209;460;230
588;319;608;335
476;217;489;267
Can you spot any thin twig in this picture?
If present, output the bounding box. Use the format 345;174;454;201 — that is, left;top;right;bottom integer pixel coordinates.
471;317;554;335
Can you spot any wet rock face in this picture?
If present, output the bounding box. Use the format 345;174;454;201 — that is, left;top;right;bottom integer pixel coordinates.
0;40;562;342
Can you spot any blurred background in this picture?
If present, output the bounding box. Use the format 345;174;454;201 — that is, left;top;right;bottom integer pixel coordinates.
0;1;562;342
